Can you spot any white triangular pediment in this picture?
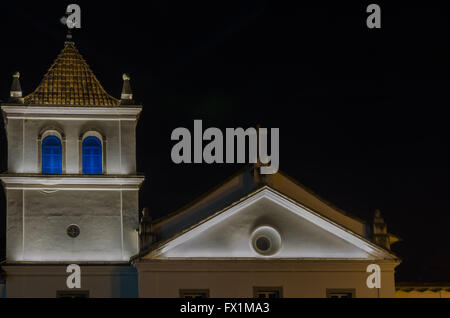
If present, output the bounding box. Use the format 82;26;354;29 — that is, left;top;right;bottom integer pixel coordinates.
145;188;396;260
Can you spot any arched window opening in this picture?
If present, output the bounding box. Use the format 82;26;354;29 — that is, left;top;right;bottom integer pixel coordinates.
82;136;102;174
42;136;62;174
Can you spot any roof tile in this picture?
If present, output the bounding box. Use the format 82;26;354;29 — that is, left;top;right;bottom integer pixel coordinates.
24;42;119;106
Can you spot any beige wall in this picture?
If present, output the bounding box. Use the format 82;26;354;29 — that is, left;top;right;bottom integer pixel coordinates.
136;260;398;298
2;265;138;298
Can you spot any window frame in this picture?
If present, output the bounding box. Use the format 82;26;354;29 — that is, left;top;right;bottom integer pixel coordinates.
56;290;90;298
38;129;66;174
326;288;356;298
253;286;283;298
179;289;210;298
79;131;106;175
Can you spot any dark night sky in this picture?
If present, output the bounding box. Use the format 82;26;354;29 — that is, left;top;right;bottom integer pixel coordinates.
1;1;450;283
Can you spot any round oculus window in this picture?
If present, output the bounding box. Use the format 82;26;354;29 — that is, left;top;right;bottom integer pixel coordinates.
255;236;271;252
67;224;80;238
251;226;282;256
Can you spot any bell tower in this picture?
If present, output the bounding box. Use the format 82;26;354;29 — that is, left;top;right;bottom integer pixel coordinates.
0;34;144;297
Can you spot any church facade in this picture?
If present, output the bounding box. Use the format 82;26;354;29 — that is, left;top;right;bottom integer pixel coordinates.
0;36;142;297
0;36;402;298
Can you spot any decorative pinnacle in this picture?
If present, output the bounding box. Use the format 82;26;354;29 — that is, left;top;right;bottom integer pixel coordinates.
375;209;381;218
10;71;23;100
121;73;133;102
64;30;74;45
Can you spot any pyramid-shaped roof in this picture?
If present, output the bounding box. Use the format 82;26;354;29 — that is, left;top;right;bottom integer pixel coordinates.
24;41;120;106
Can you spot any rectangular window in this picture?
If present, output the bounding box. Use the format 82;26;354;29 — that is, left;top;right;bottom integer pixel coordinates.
179;289;209;298
326;289;355;298
56;290;90;298
253;287;283;298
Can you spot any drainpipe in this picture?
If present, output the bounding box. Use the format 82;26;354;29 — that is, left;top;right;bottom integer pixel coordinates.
0;267;5;298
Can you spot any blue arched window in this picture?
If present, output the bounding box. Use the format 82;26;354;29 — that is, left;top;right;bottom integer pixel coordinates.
42;136;62;174
82;136;103;174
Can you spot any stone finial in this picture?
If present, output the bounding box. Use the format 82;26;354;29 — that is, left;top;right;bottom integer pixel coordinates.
65;32;74;44
9;71;24;103
120;73;133;103
373;209;390;250
375;209;381;218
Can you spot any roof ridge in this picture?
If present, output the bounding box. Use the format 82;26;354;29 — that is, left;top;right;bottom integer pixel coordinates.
276;170;367;224
23;42;120;106
152;165;256;226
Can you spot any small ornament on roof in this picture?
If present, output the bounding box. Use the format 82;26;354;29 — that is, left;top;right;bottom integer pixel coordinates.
120;73;134;104
9;71;24;103
64;29;74;45
373;209;390;250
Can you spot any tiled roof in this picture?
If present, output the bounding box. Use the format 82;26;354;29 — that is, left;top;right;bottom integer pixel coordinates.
24;42;119;106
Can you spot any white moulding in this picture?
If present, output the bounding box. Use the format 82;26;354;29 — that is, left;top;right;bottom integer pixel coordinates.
0;174;145;190
1;105;142;121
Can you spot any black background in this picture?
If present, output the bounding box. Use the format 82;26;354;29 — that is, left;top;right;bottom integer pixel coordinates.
1;1;450;283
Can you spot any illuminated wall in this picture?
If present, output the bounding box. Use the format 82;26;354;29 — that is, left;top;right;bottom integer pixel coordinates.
3;107;139;175
4;187;139;262
137;189;400;298
3;265;138;298
1;105;143;262
137;260;398;298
